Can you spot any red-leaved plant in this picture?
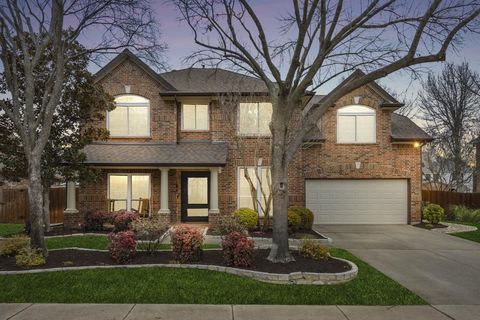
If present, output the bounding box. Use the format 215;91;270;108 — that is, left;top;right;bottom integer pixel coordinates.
112;210;137;232
170;225;204;263
222;232;255;268
108;231;137;263
84;209;111;231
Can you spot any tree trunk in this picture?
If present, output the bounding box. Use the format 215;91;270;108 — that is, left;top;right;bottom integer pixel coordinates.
267;96;294;263
27;157;47;255
43;187;51;232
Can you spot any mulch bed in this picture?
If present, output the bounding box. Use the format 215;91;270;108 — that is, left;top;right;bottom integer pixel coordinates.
207;229;326;240
0;249;350;274
413;222;448;230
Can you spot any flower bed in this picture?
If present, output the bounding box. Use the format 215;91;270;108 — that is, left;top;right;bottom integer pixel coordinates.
0;248;357;285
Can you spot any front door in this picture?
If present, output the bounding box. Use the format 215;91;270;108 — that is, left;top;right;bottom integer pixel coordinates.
181;172;209;222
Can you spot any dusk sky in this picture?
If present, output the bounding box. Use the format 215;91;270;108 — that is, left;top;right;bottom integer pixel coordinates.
94;1;480;99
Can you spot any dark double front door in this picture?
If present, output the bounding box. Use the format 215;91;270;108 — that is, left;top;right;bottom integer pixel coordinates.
181;172;209;222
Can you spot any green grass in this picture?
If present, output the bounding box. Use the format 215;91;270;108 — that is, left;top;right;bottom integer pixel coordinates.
448;221;480;243
0;248;425;305
46;235;221;250
0;224;24;237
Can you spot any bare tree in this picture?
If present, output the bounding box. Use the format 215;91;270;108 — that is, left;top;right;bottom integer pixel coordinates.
173;0;480;262
419;63;480;191
0;0;165;254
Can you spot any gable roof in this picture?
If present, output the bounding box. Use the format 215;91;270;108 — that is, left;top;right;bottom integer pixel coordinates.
159;68;269;96
94;49;176;90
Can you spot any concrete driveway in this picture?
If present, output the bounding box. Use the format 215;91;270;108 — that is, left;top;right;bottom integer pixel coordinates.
314;224;480;305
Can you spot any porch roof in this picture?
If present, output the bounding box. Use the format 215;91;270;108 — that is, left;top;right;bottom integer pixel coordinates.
82;142;228;167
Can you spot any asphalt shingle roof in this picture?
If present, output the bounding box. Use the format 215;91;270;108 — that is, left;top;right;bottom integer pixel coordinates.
83;142;228;166
391;113;432;141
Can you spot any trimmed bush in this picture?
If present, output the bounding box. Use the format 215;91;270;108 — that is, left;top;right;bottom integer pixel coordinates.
112;210;137;232
131;217;169;253
423;203;445;225
0;235;29;256
233;208;258;231
15;247;46;269
170;225;204;263
287;210;301;233
453;206;480;223
300;239;330;260
222;232;255;268
108;231;137;263
216;215;247;235
288;206;314;230
84;210;111;231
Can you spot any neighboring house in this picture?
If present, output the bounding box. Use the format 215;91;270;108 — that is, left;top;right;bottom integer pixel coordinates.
63;50;432;228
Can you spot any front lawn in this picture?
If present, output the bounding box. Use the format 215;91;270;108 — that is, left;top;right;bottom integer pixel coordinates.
0;224;24;237
449;222;480;243
0;249;425;305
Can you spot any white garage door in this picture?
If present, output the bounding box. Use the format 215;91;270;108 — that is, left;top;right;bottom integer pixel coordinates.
306;179;408;224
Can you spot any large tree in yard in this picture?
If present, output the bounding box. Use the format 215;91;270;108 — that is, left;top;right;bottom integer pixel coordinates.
174;0;480;262
0;0;165;254
0;39;114;233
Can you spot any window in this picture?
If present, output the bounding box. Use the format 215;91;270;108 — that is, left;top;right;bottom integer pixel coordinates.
337;105;376;143
238;102;272;135
182;104;209;130
108;95;150;137
108;174;150;212
238;167;271;216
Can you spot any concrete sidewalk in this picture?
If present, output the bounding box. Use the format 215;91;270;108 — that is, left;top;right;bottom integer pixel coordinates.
2;304;480;320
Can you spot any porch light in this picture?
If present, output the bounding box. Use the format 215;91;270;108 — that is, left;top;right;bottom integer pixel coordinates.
124;85;131;93
353;96;361;104
355;161;361;169
414;142;420;148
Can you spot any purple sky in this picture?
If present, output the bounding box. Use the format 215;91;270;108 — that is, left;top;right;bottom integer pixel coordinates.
103;1;480;98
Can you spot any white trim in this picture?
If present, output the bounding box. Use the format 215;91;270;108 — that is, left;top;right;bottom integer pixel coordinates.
107;173;151;212
336;105;376;144
181;103;210;131
107;94;151;138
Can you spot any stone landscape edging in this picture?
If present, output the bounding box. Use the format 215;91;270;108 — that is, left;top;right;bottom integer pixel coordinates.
0;257;358;285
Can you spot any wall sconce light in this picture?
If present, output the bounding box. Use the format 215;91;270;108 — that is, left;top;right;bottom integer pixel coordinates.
124;85;131;93
354;96;361;104
413;142;420;148
355;161;362;169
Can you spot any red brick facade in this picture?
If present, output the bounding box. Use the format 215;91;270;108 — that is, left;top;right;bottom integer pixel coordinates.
72;59;423;228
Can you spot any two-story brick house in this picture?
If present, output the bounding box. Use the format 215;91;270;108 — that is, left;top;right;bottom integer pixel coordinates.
63;49;432;229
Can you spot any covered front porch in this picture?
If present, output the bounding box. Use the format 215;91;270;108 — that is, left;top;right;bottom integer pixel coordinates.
64;142;228;228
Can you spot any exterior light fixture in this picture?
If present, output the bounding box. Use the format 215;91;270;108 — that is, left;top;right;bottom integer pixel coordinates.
355;161;361;169
413;142;421;148
353;96;361;104
125;85;131;93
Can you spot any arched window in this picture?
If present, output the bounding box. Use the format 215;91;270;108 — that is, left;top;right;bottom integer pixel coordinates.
337;105;376;143
108;94;150;137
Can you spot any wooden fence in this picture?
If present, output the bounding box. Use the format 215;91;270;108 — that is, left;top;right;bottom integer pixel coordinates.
422;190;480;214
0;187;78;224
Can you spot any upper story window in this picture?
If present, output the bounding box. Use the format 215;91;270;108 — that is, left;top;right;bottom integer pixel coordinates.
238;102;272;136
108;95;150;137
182;104;209;131
337;105;376;143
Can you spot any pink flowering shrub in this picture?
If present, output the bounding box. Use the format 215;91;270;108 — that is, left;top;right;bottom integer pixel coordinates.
222;232;255;268
170;225;204;263
108;231;136;263
112;210;137;232
84;210;111;231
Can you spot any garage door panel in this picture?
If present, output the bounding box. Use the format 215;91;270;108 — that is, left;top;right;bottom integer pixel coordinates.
306;179;408;224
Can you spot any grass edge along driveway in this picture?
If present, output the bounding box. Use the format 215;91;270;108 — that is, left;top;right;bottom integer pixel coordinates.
0;248;425;305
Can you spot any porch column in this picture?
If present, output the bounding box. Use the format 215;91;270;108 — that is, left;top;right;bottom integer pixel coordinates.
209;168;220;214
158;168;170;214
64;181;78;213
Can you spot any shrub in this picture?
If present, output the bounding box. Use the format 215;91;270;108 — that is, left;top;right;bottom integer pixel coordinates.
222;232;255;268
300;239;330;260
132;217;169;253
288;206;314;230
453;206;480;223
287;210;301;233
0;235;29;256
108;231;137;263
170;225;204;263
233;208;258;231
15;247;46;269
423;203;445;225
216;215;247;235
84;210;111;231
112;210;137;232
